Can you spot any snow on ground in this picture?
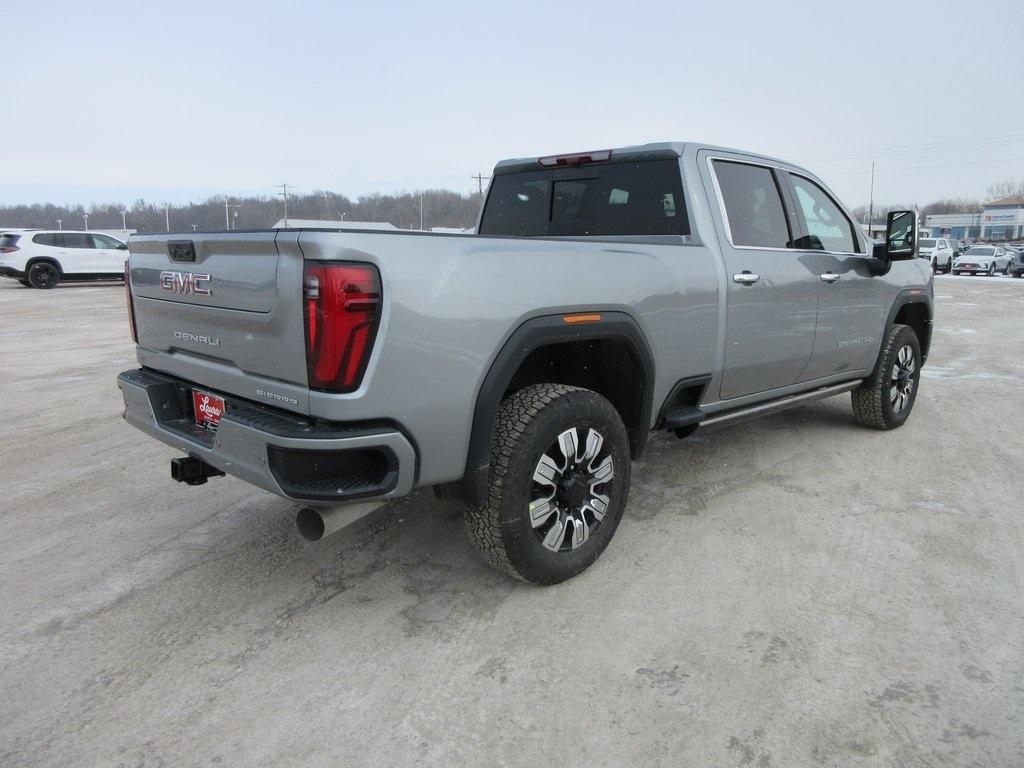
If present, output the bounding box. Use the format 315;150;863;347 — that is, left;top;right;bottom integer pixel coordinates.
934;273;1024;285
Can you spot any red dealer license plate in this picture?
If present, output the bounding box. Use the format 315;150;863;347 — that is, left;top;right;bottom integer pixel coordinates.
192;389;226;431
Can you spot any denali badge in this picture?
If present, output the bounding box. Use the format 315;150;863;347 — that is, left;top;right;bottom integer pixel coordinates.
160;270;212;296
174;330;221;346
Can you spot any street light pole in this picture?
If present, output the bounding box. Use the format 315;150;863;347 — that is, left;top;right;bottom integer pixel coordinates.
56;219;62;230
165;205;170;232
121;210;128;231
83;214;89;229
223;201;241;230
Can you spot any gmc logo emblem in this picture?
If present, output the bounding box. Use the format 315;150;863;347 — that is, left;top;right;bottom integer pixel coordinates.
159;270;212;296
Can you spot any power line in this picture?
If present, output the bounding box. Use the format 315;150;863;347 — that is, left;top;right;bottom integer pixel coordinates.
804;133;1024;162
823;156;1024;177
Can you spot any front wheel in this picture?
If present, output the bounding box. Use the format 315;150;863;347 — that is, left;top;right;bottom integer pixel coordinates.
951;270;960;276
987;264;996;276
27;262;60;289
851;323;921;430
464;383;630;585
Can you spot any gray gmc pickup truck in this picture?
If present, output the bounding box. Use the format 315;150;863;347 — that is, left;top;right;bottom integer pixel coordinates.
119;142;932;584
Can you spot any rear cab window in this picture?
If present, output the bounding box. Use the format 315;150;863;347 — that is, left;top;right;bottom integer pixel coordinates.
479;159;688;237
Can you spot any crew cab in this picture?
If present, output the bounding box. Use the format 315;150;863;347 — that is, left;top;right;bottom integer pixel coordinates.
118;142;932;584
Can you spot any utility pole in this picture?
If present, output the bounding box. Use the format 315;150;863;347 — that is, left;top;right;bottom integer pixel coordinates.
165;205;171;232
866;161;875;238
471;173;490;196
83;214;89;229
275;183;292;227
223;200;241;230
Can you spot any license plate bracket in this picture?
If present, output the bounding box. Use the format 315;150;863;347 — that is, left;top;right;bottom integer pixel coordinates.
192;389;226;431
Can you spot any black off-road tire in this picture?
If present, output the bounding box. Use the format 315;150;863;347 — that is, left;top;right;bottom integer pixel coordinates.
464;383;630;585
851;323;921;430
27;262;60;289
18;279;31;287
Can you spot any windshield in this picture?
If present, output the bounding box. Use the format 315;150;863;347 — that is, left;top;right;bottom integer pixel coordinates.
920;239;936;248
965;247;995;256
479;159;688;237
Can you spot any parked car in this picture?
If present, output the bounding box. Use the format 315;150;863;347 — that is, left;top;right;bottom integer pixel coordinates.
919;238;955;272
0;230;128;288
1008;249;1024;278
118;141;932;585
952;245;1012;275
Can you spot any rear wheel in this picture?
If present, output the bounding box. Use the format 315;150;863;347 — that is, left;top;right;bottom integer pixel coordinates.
851;324;921;430
464;383;630;585
27;262;60;289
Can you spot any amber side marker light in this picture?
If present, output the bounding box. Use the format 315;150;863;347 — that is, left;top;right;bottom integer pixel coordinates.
562;313;602;324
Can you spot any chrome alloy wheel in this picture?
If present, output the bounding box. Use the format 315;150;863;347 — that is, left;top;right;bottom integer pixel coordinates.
890;345;916;413
529;426;614;553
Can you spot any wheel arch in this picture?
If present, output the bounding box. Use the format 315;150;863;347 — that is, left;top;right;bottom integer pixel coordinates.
25;256;64;275
455;311;655;507
881;290;932;372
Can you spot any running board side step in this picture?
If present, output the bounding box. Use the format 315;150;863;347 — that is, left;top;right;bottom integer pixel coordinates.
698;381;861;431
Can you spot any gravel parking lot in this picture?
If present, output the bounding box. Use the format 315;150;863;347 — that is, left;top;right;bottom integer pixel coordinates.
1;275;1022;768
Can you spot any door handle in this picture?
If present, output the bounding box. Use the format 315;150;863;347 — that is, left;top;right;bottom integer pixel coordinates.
732;271;760;285
819;272;841;283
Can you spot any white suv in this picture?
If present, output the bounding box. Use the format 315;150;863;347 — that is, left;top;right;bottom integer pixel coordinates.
919;237;955;273
0;230;128;288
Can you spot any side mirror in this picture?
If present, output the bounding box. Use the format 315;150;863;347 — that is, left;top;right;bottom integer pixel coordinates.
117;243;129;250
885;210;917;259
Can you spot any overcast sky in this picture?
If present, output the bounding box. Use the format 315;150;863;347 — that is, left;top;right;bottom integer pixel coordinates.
3;0;1022;208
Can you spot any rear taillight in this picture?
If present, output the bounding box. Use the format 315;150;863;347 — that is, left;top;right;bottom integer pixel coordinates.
0;246;19;254
303;262;381;392
125;259;138;343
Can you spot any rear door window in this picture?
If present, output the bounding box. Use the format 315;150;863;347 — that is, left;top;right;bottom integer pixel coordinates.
479;159;687;237
711;160;791;249
62;233;93;249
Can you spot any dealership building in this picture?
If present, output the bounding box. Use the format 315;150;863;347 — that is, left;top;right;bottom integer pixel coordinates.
923;197;1024;241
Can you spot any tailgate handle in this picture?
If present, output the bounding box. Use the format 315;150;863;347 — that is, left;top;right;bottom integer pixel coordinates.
168;240;197;263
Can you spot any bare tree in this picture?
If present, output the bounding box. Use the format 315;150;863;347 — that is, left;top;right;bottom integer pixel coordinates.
985;178;1024;202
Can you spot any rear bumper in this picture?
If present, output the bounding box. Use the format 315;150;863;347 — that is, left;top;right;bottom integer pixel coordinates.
0;266;26;279
117;368;417;505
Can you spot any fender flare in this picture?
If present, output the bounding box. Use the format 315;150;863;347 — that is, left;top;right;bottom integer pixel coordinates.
874;289;933;376
458;311;655;506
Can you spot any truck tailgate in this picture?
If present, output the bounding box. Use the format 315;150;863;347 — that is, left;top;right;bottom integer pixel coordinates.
127;231;310;411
